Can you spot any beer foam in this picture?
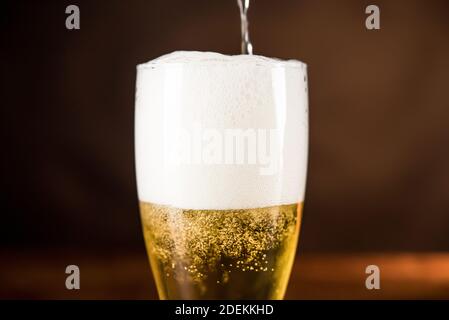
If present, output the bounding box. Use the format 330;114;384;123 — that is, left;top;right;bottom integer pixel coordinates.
135;51;308;210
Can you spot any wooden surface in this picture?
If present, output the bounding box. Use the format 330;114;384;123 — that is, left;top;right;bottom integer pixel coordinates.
1;251;449;299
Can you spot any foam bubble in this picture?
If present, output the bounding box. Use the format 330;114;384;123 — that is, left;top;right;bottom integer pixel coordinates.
135;51;308;210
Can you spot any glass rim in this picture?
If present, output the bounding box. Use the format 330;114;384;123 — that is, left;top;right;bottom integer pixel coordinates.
137;51;307;70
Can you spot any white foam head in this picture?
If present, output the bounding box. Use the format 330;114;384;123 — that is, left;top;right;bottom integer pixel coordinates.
135;51;308;210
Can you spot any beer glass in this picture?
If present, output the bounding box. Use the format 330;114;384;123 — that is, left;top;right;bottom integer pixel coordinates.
135;52;308;299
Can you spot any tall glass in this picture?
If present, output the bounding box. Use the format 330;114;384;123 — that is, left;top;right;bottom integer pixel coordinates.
135;52;308;299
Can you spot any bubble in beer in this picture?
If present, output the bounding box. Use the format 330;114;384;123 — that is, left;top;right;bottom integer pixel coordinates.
140;201;302;299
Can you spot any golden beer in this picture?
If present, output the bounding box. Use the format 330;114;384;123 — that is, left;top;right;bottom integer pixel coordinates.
140;202;302;299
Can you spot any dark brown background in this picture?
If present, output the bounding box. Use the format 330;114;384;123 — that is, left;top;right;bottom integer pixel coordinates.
1;0;449;254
